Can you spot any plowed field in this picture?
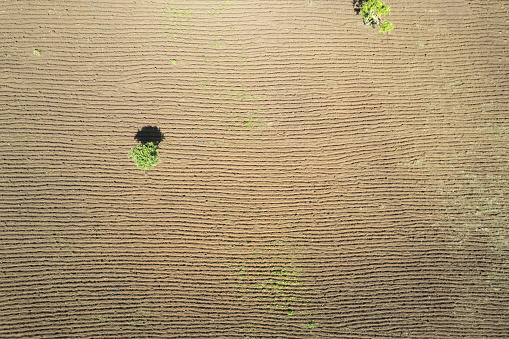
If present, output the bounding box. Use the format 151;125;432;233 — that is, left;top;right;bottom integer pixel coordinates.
1;0;508;338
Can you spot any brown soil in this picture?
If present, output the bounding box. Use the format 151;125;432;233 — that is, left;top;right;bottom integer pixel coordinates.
1;0;508;338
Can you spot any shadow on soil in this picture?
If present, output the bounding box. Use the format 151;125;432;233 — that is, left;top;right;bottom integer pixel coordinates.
134;125;165;145
352;0;366;14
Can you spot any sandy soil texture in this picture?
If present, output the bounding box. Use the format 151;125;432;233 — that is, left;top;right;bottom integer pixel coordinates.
1;0;508;337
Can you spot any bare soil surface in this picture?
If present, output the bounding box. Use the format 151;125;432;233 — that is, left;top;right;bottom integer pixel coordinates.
1;0;508;338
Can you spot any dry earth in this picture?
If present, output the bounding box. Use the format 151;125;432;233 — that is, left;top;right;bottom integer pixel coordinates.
1;0;508;338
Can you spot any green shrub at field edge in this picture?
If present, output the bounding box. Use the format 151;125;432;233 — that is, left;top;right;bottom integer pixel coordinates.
128;141;160;171
360;0;394;34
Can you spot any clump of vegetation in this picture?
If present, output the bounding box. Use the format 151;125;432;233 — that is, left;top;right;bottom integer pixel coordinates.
128;141;160;171
360;0;394;34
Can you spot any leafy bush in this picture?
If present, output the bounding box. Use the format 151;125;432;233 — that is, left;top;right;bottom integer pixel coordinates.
360;0;394;34
380;20;394;34
128;142;160;171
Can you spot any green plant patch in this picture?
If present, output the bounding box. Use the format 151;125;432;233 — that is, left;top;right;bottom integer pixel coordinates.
128;141;161;171
360;0;394;34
